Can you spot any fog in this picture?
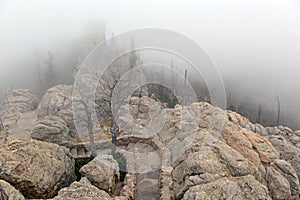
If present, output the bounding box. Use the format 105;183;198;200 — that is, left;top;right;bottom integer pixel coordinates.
0;0;299;129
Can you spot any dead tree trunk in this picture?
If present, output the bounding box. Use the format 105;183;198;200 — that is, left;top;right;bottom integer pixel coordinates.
276;96;281;126
182;69;187;107
87;108;96;157
257;103;262;124
227;93;232;110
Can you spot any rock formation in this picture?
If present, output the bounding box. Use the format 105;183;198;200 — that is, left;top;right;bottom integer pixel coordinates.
0;180;25;200
0;87;299;200
31;115;70;146
79;155;120;193
0;139;75;199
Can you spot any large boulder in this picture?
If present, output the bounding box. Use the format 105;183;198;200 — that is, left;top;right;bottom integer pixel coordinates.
266;166;291;199
31;115;70;146
265;126;300;148
52;177;111;200
80;154;120;193
0;89;39;116
0;89;39;132
268;135;300;181
182;175;271;200
0;180;25;200
36;85;76;136
0;139;75;199
271;159;300;197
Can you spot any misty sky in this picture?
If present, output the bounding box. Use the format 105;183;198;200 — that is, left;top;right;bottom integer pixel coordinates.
0;0;299;117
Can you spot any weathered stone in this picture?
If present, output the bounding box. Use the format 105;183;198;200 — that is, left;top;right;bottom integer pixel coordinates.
183;175;271;200
0;89;39;117
268;135;300;181
265;126;294;136
214;140;261;180
272;159;300;196
227;110;250;128
31;115;70;146
80;154;120;193
235;175;271;200
36;85;76;136
223;124;261;168
0;139;75;199
0;180;25;200
52;177;111;200
295;130;300;137
244;130;280;164
252;123;268;136
266;166;291;199
290;135;300;145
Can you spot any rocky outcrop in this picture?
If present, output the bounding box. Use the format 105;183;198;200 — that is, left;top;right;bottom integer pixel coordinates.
150;101;300;199
0;139;75;199
0;89;39;117
182;175;271;200
266;126;300;148
36;85;76;137
80;155;120;193
31;115;70;146
267;135;300;181
0;180;25;200
52;177;111;200
0;89;39;137
271;159;300;196
266;166;291;199
1;87;300;199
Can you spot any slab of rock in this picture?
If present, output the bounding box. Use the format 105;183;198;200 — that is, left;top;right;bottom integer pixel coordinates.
265;126;294;136
0;89;39;116
250;123;268;136
266;166;291;199
0;89;39;134
223;124;261;168
0;180;25;200
31;115;70;146
52;177;111;200
271;159;300;196
268;135;300;181
36;85;76;136
295;130;300;137
183;176;271;200
243;130;280;164
0;139;75;199
80;154;120;193
227;110;250;128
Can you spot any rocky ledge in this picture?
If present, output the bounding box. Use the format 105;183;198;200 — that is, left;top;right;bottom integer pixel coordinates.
0;87;299;200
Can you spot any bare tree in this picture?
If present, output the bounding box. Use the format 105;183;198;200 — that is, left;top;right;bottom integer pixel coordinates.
74;88;97;157
276;96;281;126
182;69;188;106
171;60;175;92
257;103;262;124
227;93;232;110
